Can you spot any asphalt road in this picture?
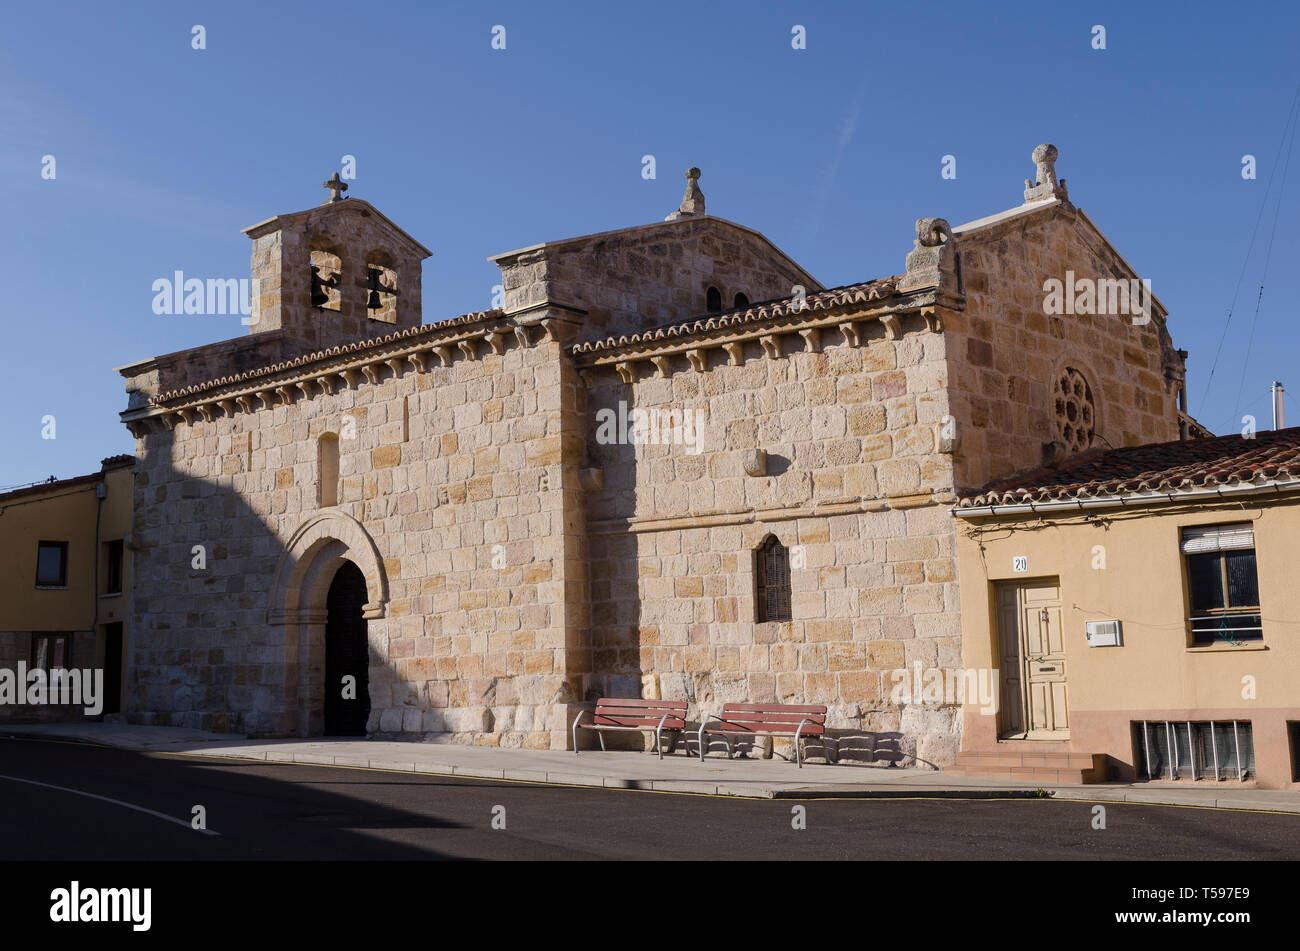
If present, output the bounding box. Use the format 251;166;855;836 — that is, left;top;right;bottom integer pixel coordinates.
2;735;1298;861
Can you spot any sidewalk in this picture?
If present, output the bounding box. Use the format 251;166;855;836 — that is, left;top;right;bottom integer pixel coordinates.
6;722;1300;813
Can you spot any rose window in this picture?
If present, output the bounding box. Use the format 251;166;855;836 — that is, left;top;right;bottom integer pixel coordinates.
1053;368;1095;452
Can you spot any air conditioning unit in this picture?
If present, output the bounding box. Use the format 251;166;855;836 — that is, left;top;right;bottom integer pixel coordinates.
1085;619;1123;647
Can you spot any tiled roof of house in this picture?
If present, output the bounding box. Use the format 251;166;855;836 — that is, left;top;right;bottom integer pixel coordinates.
959;427;1300;508
569;276;903;355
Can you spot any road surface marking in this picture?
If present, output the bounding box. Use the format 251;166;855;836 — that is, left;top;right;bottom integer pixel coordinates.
0;772;219;835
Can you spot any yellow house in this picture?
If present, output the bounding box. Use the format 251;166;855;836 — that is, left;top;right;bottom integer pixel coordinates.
950;428;1300;789
0;455;134;721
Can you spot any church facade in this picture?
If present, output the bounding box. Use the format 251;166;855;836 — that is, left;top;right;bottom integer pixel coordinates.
117;147;1191;765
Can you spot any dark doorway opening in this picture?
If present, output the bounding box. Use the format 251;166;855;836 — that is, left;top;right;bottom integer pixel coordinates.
324;561;371;735
102;622;123;715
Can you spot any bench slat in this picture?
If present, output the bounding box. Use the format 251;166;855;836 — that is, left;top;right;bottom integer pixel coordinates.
590;717;686;728
593;698;688;710
717;711;826;721
721;703;827;714
702;727;821;737
711;721;826;731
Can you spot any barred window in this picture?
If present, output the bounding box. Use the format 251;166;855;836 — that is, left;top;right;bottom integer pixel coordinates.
755;535;791;623
1133;720;1254;781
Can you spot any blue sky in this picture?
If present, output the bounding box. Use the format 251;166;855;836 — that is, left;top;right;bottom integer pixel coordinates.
2;0;1298;487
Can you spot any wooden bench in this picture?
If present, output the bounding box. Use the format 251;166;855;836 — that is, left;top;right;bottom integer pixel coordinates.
698;703;828;768
571;698;689;760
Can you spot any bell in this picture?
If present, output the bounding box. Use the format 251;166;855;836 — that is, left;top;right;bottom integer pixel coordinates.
310;266;328;307
366;268;383;309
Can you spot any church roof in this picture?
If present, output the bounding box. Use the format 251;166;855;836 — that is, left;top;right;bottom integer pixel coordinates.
149;309;502;405
958;427;1300;510
489;213;821;293
570;275;903;356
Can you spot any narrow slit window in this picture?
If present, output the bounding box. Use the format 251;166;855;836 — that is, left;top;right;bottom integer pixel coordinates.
318;433;340;507
755;535;791;623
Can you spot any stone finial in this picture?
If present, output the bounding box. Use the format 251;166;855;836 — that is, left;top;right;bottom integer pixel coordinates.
665;167;705;221
1023;143;1067;203
322;172;349;203
898;217;959;295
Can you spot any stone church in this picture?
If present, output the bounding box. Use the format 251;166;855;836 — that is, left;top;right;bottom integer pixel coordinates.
117;146;1192;765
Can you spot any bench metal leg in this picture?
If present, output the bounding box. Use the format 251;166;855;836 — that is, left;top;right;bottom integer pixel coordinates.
697;715;721;762
654;714;671;760
597;730;606;752
571;710;585;755
794;718;810;768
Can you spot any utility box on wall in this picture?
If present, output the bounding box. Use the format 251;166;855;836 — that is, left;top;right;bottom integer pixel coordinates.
1085;619;1123;647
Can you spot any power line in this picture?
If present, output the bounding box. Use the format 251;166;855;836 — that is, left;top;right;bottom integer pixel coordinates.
1233;87;1300;420
1201;82;1300;418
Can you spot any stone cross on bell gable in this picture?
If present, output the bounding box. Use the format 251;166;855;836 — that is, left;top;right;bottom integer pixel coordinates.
322;172;349;203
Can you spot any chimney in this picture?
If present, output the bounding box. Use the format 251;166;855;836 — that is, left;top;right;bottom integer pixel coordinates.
1272;381;1285;429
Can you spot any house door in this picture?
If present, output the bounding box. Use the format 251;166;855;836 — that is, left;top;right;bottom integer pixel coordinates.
995;579;1068;738
324;561;371;735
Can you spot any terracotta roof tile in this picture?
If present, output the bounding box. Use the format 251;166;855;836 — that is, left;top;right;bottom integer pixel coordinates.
151;309;502;405
959;427;1300;507
569;276;902;355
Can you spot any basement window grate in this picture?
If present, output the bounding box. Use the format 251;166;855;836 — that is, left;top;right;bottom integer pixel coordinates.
1133;720;1254;781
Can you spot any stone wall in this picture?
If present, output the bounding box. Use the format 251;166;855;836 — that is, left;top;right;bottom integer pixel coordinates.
944;203;1184;491
494;216;822;344
245;199;430;353
581;314;964;766
126;327;583;747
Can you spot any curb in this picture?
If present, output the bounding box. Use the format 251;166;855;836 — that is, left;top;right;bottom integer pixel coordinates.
8;730;1300;812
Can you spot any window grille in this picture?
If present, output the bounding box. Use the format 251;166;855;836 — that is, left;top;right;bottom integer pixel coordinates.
1133;720;1254;781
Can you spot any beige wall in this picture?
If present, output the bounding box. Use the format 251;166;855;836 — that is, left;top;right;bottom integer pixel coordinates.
956;493;1300;788
0;479;99;633
0;460;133;722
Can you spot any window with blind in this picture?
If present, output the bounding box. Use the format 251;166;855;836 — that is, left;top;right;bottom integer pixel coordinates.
1181;523;1262;645
755;535;791;623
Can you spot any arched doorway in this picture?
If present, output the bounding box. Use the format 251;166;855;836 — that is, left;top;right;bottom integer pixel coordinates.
324;561;371;735
268;511;388;737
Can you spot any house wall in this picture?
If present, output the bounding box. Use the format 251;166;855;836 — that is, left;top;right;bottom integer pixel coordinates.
955;495;1300;788
0;464;133;722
